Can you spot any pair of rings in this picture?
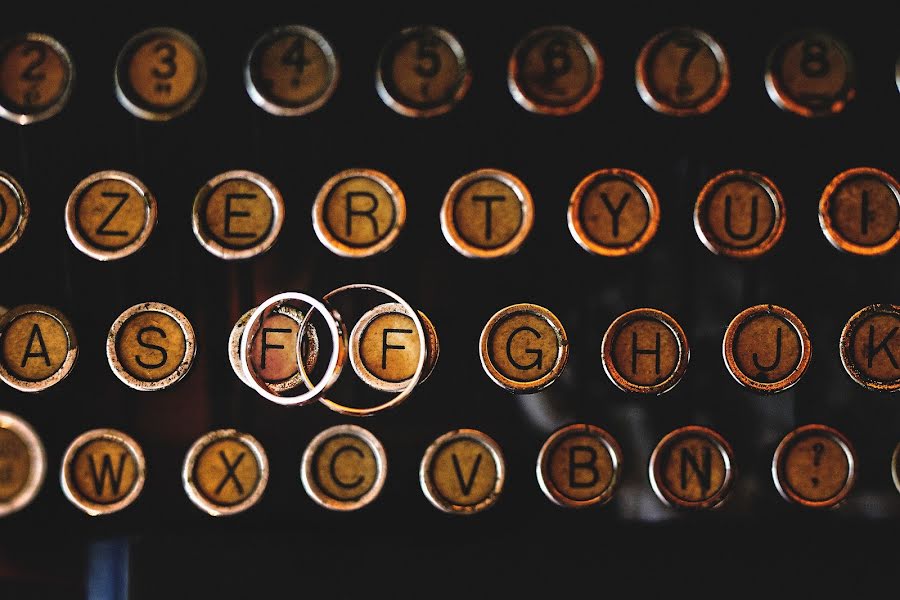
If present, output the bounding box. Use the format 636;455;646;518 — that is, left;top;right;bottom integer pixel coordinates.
232;284;427;417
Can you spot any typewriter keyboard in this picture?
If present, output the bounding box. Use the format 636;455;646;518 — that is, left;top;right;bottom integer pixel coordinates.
0;4;898;598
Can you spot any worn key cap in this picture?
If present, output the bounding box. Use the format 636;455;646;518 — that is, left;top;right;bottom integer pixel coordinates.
61;429;146;516
537;424;622;508
301;425;387;511
601;308;689;395
839;304;900;392
772;424;856;508
723;304;811;394
183;429;269;516
420;429;505;515
65;171;157;261
649;426;735;509
0;33;74;124
819;167;899;256
115;27;206;121
0;411;45;517
107;302;196;391
312;169;406;258
376;25;471;118
0;305;78;392
508;26;602;115
479;303;568;394
636;27;730;116
349;302;439;392
0;171;29;255
765;30;855;117
245;25;339;117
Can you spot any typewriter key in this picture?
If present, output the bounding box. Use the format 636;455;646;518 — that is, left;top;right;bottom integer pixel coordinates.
649;426;735;509
0;33;74;125
839;304;900;392
441;169;534;259
567;168;660;256
694;170;786;258
0;172;29;255
312;169;406;258
765;30;855;118
349;303;438;393
508;26;602;116
819;167;899;256
636;27;730;116
420;429;505;515
480;304;568;394
301;425;387;511
115;27;206;121
193;170;285;260
772;424;856;508
245;25;339;117
230;305;320;393
723;304;811;394
0;305;78;392
0;412;45;518
61;429;145;516
601;308;689;395
537;424;622;508
376;26;471;118
183;429;268;516
107;302;196;391
65;171;157;261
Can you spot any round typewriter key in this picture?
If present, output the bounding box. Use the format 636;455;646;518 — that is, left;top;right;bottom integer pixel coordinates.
0;172;29;255
0;305;77;392
245;25;339;117
840;304;900;392
193;170;285;260
567;168;660;256
183;429;268;517
0;33;74;125
115;27;206;121
480;304;568;394
349;302;439;393
61;429;145;516
239;304;320;394
0;412;45;518
694;170;786;258
819;167;899;256
773;424;856;508
301;425;387;511
636;28;729;116
537;424;622;508
649;426;735;509
107;302;196;391
601;308;689;395
64;171;157;261
508;26;602;116
765;30;855;118
420;429;504;515
723;305;811;394
376;25;471;118
312;169;405;258
441;169;534;259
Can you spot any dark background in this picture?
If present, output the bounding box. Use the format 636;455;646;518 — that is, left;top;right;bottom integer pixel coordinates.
1;2;898;598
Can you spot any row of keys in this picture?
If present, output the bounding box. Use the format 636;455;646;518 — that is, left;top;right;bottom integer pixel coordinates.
1;300;896;396
0;414;891;517
2;167;897;260
1;26;895;125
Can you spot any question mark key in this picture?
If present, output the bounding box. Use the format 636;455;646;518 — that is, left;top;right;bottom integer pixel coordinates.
773;424;857;508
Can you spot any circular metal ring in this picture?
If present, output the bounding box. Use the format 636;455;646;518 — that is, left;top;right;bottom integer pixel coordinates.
240;292;345;406
315;284;427;417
